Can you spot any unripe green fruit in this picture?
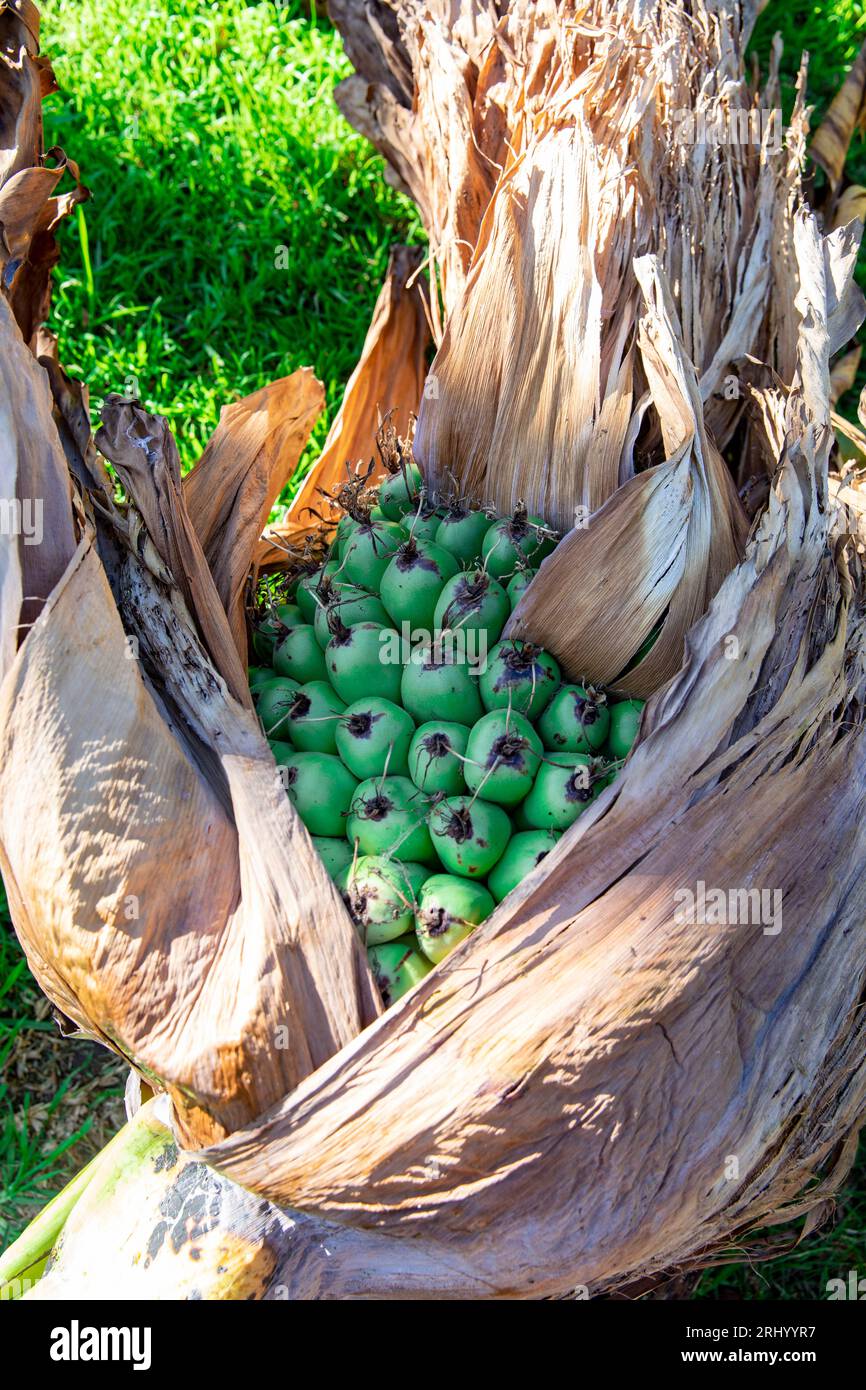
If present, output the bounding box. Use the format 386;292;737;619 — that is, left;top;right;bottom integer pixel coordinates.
537;684;610;753
326;621;403;705
268;739;295;765
283;680;346;754
273;624;328;684
296;562;341;621
313;587;389;649
342;518;406;589
380;537;459;630
415;874;494;963
608;698;645;760
336;697;415;779
312;836;354;881
336;509;388;559
255;673;297;705
368;940;432;1006
406;505;446;543
337;856;428;945
281;751;358;837
334;513;354;554
256;677;301;737
433;568;509;645
481;506;557;580
506;568;536;609
400;641;484;725
347;775;435;863
252;603;301;662
479;639;560;719
427;795;511;878
434;507;493;565
523;752;603;831
463;709;542;806
248;666;271;693
275;602;303;627
487;830;560;903
378;463;424;521
408;721;469;796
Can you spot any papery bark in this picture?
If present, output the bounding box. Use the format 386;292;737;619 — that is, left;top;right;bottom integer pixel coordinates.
2;0;866;1301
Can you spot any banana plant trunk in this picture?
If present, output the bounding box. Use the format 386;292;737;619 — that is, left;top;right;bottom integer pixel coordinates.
1;0;866;1299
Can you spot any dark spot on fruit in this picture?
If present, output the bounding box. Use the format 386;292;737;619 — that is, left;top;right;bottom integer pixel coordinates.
396;539;440;575
490;733;530;769
444;806;474;842
423;731;452;758
571;691;599;726
359;792;392;821
373;967;393;1008
289;694;311;719
347;711;374;738
347;888;367;918
422;906;451;937
566;774;592;803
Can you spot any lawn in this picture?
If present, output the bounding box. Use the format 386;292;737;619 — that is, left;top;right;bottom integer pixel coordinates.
41;0;422;502
1;0;864;1294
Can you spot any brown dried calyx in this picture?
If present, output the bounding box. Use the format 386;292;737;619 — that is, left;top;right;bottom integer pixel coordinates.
376;408;416;477
330;463;379;525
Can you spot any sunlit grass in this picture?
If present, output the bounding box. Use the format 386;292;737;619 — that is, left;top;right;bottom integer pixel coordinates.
42;0;423;482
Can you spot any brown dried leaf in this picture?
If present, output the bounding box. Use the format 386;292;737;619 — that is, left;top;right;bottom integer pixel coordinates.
0;326;380;1147
810;40;866;193
258;244;429;561
97;400;254;708
830;344;861;405
0;7;88;346
182;370;325;663
830;183;866;231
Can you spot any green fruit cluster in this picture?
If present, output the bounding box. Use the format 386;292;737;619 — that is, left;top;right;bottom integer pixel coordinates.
249;477;645;1011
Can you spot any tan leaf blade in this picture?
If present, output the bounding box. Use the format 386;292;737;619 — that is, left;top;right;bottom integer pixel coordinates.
183;369;325;662
258;244;430;562
810;40;866;193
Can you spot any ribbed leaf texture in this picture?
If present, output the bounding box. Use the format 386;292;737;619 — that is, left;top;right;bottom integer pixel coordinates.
1;1;865;1298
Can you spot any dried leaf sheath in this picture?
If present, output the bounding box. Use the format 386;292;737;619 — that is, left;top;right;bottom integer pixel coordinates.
281;244;430;540
507;255;748;696
1;0;866;1301
196;219;866;1296
182;370;326;666
336;1;821;693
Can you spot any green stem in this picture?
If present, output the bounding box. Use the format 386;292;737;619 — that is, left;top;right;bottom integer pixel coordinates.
0;1150;102;1299
0;1098;161;1300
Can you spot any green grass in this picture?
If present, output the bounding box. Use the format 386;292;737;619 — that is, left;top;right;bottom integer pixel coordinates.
1;0;864;1290
41;0;423;509
0;884;125;1250
694;1173;866;1298
750;1;866;417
